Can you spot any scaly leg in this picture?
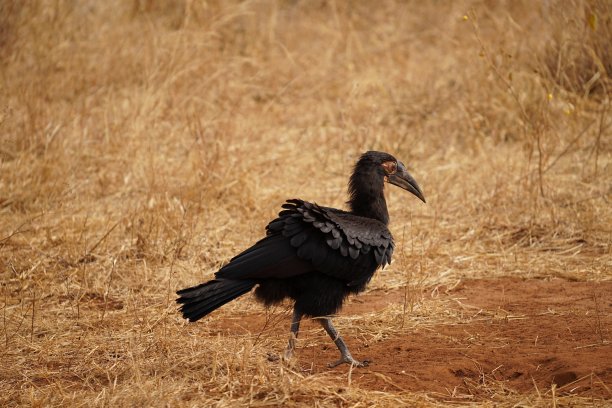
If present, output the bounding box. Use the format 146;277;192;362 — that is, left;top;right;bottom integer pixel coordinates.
319;317;369;368
283;308;302;361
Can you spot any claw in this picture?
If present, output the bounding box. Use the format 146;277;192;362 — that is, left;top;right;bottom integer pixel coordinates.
282;346;294;362
328;356;370;368
280;308;301;364
319;317;369;369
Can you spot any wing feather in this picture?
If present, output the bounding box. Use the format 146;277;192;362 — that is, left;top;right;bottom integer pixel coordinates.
221;199;395;284
271;199;395;283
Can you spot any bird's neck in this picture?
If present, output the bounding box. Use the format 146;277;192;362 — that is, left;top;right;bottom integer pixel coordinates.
347;168;390;225
349;193;389;225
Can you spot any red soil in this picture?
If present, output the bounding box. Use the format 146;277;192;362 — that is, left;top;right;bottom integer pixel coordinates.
214;278;611;400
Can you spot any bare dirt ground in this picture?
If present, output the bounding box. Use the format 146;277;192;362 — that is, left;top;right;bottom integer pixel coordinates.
215;278;611;400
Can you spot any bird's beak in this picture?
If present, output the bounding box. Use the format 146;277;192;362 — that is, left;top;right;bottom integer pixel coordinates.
387;163;426;203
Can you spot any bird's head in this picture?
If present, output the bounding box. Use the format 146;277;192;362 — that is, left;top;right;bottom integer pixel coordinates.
357;151;426;203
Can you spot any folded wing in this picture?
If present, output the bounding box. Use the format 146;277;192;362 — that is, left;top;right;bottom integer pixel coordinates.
216;199;394;286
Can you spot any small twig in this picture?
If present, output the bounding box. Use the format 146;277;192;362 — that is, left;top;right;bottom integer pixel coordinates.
560;189;611;208
254;305;291;348
166;257;177;307
79;219;122;262
536;131;545;197
400;224;408;329
589;95;609;178
532;375;542;399
372;372;409;392
543;119;599;175
0;213;45;249
166;208;189;308
574;340;610;349
30;288;36;343
101;258;117;322
3;290;7;348
591;283;605;344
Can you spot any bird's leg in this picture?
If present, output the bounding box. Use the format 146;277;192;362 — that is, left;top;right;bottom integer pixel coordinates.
283;308;302;361
319;317;369;368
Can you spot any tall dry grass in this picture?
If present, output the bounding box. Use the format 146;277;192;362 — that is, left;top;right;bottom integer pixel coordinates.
1;0;610;406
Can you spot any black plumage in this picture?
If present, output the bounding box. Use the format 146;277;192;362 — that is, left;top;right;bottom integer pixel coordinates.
176;151;425;367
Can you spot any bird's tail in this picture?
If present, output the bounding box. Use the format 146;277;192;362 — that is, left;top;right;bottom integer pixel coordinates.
176;279;256;322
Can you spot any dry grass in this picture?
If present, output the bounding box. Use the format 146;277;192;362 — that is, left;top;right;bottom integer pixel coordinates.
1;0;610;406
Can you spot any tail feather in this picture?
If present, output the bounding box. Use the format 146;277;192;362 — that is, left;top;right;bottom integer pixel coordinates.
181;284;253;322
176;279;255;322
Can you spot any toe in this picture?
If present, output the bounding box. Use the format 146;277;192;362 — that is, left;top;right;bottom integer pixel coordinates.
328;356;370;368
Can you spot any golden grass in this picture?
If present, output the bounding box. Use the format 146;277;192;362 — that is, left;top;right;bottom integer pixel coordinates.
1;0;610;406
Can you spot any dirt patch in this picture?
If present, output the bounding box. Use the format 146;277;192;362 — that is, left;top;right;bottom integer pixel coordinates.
213;278;611;400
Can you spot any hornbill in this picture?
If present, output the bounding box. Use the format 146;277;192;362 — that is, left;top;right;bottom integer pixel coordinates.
177;151;425;367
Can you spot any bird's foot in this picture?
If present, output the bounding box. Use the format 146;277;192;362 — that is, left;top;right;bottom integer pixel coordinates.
328;356;370;368
282;348;294;362
282;331;298;362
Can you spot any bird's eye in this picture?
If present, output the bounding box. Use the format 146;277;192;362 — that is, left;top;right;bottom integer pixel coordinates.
382;161;397;175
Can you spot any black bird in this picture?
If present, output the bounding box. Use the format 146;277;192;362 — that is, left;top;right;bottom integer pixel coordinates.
177;151;425;367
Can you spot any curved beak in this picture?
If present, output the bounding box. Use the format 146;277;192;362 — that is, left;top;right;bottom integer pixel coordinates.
387;162;426;203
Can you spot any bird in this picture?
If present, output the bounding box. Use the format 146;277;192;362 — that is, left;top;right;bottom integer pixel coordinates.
176;151;426;367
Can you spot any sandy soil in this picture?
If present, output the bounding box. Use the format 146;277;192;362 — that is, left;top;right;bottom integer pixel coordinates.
213;277;611;400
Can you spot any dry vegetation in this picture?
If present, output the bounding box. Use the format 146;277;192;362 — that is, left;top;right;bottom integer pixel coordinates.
1;0;611;406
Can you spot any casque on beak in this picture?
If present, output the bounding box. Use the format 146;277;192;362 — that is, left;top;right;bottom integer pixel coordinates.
387;162;426;203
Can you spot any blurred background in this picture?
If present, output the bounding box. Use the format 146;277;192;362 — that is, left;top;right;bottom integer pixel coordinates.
0;0;610;405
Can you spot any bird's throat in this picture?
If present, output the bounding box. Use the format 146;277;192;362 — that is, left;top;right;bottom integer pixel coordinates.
349;193;389;224
347;174;390;224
